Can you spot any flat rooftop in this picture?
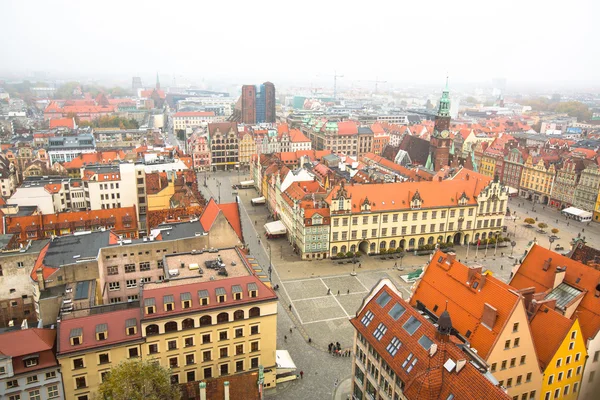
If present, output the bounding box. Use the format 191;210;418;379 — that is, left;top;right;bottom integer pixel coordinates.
156;248;251;287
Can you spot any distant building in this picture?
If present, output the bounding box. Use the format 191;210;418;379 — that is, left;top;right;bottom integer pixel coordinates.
238;83;276;124
47;134;96;164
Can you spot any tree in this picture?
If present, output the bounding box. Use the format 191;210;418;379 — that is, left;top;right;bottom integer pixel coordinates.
96;359;181;400
538;222;548;230
551;228;560;235
524;218;536;225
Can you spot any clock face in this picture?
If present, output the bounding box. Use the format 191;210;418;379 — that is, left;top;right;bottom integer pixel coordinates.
440;130;449;138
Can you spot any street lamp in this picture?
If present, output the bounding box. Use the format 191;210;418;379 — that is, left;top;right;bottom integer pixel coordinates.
510;241;516;257
494;232;500;257
549;237;555;250
267;243;272;281
398;252;405;268
351;256;357;276
216;181;221;203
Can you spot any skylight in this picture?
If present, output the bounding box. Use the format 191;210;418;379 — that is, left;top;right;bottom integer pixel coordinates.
386;337;402;356
361;310;374;327
376;291;391;307
388;303;406;320
418;335;434;350
373;322;387;341
402;316;422;335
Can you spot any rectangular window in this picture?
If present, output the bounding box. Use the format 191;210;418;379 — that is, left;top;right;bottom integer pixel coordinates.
124;264;135;273
99;353;110;364
107;266;118;275
128;347;139;358
139;262;151;271
361;311;374;327
220;347;228;358
27;375;38;384
47;385;59;398
386;337;402;356
46;371;57;379
108;282;120;291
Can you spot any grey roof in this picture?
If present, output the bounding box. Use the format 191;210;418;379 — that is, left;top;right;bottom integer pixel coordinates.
180;292;192;301
232;285;243;293
546;282;583;310
163;295;174;304
74;281;90;301
358;127;374;135
248;282;258;291
125;318;137;328
43;231;110;268
95;323;108;333
69;328;83;338
198;289;209;298
215;287;226;296
156;221;205;241
0;235;14;250
144;298;156;307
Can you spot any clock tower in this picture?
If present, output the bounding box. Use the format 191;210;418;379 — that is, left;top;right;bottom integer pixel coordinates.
428;78;452;171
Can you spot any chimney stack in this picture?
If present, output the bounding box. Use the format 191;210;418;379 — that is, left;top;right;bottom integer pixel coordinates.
456;359;467;373
553;266;567;289
479;273;487;290
199;382;206;400
36;268;45;291
446;252;456;264
467;265;482;283
224;381;230;400
481;303;498;329
542;258;552;271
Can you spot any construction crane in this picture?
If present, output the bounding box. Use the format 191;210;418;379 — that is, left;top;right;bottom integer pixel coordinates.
363;76;387;94
317;71;344;99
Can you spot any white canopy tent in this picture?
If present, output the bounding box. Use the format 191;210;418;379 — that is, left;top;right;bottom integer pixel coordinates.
561;206;593;222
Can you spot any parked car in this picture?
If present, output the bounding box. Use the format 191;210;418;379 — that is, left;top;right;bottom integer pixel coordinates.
555;244;564;251
549;235;560;240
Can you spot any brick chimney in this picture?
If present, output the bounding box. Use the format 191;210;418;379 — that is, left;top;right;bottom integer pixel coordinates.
224;381;230;400
517;287;536;311
468;266;482;283
479;273;487;290
542;257;552;271
199;382;206;400
553;266;567;289
446;252;456;264
36;268;45;291
481;303;497;329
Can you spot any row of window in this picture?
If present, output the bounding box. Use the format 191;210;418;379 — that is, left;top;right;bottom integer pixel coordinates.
543;383;578;400
4;371;58;391
333;208;477;227
6;385;60;400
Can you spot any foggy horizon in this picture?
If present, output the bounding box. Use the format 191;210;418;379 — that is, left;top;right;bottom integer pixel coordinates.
2;0;599;92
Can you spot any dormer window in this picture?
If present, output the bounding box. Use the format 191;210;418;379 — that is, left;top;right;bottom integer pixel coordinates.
181;292;192;309
144;298;156;315
232;285;243;300
70;328;83;346
23;356;39;368
216;287;226;303
248;283;258;298
96;324;108;341
163;295;174;311
338;198;345;210
198;289;209;305
126;318;137;336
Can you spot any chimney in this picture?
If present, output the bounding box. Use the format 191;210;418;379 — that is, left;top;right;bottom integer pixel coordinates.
542;257;552;271
553;266;567;289
199;382;206;400
466;173;470;181
479;273;487;290
517;287;536;310
456;359;467;373
36;268;45;291
224;381;230;400
481;303;497;329
445;252;456;264
467;265;482;283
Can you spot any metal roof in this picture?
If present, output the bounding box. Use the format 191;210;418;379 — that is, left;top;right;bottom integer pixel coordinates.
248;282;258;291
69;328;82;338
232;285;243;293
125;318;137;328
180;292;192;301
198;289;209;298
144;298;156;307
215;287;226;296
546;282;583;310
95;323;108;333
163;295;174;304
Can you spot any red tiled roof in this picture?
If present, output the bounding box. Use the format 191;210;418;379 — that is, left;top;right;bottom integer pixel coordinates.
200;199;221;232
410;251;521;359
337;121;359;135
140;89;166;99
145;172;169;195
57;308;142;355
352;282;510;400
327;168;491;212
44;183;62;194
49;118;75;129
62;151;126;169
510;244;600;341
529;304;576;370
141;275;276;321
289;128;310;143
0;328;57;374
174;111;215;118
218;202;242;241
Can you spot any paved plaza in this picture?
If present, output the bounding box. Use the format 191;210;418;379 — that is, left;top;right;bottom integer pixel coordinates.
198;170;600;400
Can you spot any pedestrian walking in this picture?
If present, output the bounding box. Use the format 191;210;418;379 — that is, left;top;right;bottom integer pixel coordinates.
347;289;350;295
290;328;293;334
300;371;304;379
394;262;397;268
501;265;503;270
284;335;287;342
327;288;331;295
337;290;340;296
334;378;339;387
358;263;361;268
289;304;292;311
328;343;332;352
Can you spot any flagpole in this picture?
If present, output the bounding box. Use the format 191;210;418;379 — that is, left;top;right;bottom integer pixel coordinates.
466;240;470;260
475;239;479;259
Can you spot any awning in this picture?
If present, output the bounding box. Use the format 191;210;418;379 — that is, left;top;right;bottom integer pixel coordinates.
276;350;297;371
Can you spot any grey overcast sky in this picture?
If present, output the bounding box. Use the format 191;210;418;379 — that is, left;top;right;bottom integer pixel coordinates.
1;0;598;87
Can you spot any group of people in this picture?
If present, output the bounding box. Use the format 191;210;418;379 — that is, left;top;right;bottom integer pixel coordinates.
328;342;350;357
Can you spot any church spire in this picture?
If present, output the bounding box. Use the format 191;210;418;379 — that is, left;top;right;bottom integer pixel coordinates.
156;72;160;90
437;76;450;118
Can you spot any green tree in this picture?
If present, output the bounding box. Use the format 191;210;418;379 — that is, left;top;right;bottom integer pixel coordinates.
96;359;181;400
538;222;548;230
551;228;559;235
524;218;535;225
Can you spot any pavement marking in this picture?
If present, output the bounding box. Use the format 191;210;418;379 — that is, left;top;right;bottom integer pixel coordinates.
401;287;412;298
302;316;350;325
321;278;351;318
353;275;371;292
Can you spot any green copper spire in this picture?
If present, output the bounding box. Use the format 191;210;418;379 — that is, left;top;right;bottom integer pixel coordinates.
437;76;451;118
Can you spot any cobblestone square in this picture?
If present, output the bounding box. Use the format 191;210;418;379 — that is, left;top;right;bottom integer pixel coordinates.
321;275;368;295
284;278;329;301
293;296;347;324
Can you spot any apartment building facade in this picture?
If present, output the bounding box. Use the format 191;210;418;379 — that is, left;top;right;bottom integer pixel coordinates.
572;163;600;212
519;156;556;205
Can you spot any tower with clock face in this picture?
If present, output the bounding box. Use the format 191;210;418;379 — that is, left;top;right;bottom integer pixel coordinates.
429;78;452;171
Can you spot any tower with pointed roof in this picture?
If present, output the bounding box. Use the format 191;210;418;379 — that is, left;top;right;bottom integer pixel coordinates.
156;72;160;90
428;77;453;171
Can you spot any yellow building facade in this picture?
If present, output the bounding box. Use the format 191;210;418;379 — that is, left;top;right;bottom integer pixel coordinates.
238;132;256;167
327;170;508;255
519;156;556;205
479;153;497;178
539;319;586;400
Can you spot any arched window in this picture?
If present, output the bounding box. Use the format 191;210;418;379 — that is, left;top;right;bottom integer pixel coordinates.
199;315;212;327
428;236;434;245
332;246;338;255
438;235;444;243
370;243;376;252
164;321;177;333
418;238;425;247
389;240;396;249
146;324;159;336
409;238;415;248
182;318;195;330
474;233;480;241
234;310;244;321
482;232;487;240
380;241;386;249
249;307;260;318
341;245;347;253
217;312;229;324
350;244;356;252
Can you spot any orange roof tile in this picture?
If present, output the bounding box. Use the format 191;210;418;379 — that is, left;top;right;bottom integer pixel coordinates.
49;118;75;129
510;244;600;341
529;304;576;370
410;251;521;359
218;202;242;241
